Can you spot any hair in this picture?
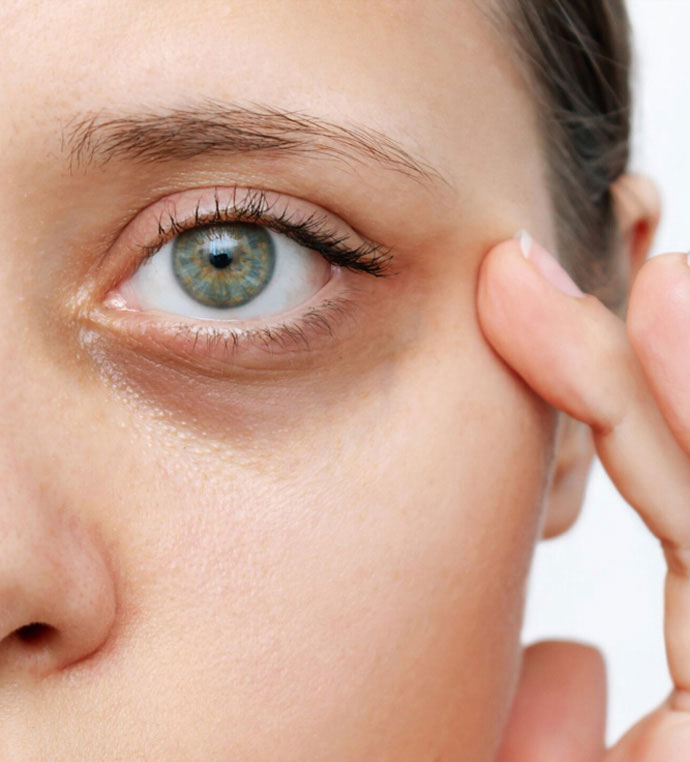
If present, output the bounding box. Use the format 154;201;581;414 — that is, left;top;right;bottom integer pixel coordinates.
491;0;633;314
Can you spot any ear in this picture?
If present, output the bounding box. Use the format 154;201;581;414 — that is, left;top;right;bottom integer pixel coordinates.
540;413;596;539
610;172;661;280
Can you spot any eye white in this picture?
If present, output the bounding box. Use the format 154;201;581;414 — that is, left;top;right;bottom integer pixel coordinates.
124;227;331;321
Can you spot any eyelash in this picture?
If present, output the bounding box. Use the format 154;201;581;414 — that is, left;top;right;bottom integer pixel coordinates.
140;187;396;278
108;187;398;361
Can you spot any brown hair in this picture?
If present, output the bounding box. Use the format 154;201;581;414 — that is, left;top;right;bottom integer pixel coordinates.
493;0;633;313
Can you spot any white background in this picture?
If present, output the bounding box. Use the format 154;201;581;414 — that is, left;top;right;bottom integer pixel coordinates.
522;0;690;745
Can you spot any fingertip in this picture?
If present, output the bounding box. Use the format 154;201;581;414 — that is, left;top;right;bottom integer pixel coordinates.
478;232;585;312
477;232;588;347
496;640;607;762
478;236;523;283
523;639;607;687
477;236;535;317
476;233;633;431
476;237;536;368
630;252;690;310
627;252;690;452
628;252;690;349
484;234;529;263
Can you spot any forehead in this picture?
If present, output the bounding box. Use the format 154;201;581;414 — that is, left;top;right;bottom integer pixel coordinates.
1;0;530;185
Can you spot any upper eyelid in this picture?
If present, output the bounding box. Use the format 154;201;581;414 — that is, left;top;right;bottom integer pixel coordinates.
138;187;396;278
134;186;390;268
133;186;370;249
80;185;394;306
143;187;360;253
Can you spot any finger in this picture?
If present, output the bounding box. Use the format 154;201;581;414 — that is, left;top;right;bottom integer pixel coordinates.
495;641;607;762
628;253;690;455
477;234;690;756
476;235;690;548
605;701;690;762
625;253;690;709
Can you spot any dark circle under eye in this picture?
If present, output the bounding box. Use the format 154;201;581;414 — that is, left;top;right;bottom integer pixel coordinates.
171;223;276;308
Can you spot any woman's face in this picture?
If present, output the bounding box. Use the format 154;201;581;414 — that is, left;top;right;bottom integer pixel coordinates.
1;1;563;759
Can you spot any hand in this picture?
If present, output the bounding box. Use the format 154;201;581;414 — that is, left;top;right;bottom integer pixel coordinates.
477;233;690;761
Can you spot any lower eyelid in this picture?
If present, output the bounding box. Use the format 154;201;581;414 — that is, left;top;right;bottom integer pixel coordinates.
87;271;371;373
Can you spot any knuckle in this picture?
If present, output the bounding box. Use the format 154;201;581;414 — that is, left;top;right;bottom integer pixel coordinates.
661;539;690;578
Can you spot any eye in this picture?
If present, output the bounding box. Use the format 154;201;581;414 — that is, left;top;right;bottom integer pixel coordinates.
120;221;331;321
95;186;397;365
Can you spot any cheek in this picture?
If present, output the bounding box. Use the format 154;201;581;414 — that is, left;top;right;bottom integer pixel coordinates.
57;326;552;760
14;312;556;759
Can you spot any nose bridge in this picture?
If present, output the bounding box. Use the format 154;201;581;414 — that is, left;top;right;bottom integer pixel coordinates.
0;327;48;486
0;424;117;678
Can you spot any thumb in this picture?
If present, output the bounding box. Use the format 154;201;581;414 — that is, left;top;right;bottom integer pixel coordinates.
495;640;608;762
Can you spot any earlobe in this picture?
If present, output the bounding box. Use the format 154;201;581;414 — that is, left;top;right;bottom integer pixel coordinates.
540;413;596;540
611;173;662;280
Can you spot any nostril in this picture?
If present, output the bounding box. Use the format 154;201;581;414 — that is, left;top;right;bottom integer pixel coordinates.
13;623;56;647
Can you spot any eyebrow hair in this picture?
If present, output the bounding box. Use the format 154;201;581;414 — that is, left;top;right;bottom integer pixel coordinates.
63;100;448;189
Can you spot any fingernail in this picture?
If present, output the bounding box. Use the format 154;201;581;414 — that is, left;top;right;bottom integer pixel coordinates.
515;230;585;298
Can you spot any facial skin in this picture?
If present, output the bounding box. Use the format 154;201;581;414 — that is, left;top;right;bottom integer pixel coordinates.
1;1;587;759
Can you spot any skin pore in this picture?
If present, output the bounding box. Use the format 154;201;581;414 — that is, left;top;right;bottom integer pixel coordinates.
0;1;608;760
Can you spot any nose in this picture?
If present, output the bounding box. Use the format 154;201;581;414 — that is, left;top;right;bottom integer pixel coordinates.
0;474;116;677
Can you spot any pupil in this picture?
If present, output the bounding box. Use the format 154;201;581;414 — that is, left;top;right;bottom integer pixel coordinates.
209;250;232;269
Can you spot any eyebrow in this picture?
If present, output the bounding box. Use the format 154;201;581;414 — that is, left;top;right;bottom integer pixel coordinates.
63;100;448;189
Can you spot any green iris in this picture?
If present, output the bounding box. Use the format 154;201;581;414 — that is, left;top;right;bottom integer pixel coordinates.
171;223;276;308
